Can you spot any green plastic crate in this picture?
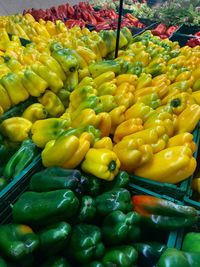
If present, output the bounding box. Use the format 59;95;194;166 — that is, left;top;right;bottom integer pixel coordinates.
128;183;183;248
129;123;200;201
0;155;42;224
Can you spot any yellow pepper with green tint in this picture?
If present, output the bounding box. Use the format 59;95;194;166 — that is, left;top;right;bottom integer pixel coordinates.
97;80;117;96
113;138;153;172
175;104;200;134
39;90;65;117
114;118;143;143
0;83;11;112
22;103;47;123
167;132;196;153
109;105;126;134
168;92;196;115
125;102;155;121
0;117;32;142
116;74;138;86
31;118;70;148
136;73;152;90
81;148;120;181
134;146;197;184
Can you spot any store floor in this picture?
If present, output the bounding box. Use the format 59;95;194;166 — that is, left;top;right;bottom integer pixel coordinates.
0;0;82;15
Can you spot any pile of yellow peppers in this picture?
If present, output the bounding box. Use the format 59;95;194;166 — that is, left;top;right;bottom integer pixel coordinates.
0;13;200;185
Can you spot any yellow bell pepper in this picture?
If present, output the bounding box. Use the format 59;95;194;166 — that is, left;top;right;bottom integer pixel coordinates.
81;148;120;181
134;83;168;101
167;132;196;153
167;80;191;93
123;125;167;153
125;102;155;122
116;74;138;86
192;91;200;105
167;92;197;115
21;68;48;97
109;105;126;134
93;137;113;150
1;73;29;105
32;62;63;93
134;146;196;184
42;135;79;167
96;112;111;137
175;104;200;133
22;103;47;123
0;117;32;142
0;83;11;111
114;118;143;143
97;80;117;96
175;71;191;82
192;79;200;92
152;74;171;86
114;82;134;108
93;71;115;88
135;73;152;90
39;90;65;117
71;109;97;128
137;93;161;110
113;138;153;172
31;118;70;148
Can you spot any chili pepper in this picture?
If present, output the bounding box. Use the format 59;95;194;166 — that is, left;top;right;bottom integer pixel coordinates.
42;132;93;169
3;139;39;180
69;224;105;264
102;210;141;245
31;118;70;148
1;73;29;105
81;148;120;181
132;195;198;230
0;224;39;260
21;68;48;97
175;104;200;133
38;222;71;254
39;90;65;117
102;245;138;267
95;188;132;217
134;242;167;267
114;118;143;143
12;189;79;226
134;146;196;184
0;117;32;142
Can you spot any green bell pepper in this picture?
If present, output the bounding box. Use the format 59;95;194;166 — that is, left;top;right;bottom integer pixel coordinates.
102;211;141;245
102;170;130;191
134;242;167;267
12;189;79;226
29;167;88;196
83;262;104;267
95;188;132;217
182;232;200;253
0;224;39;261
0;177;7;190
102;245;138;267
157;248;200;267
38;222;71;254
69;224;105;264
77;196;96;223
83;173;102;197
127;61;144;77
0;257;7;267
41;257;71;267
3;139;39;180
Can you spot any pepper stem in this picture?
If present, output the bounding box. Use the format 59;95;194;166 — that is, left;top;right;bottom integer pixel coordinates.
108;160;116;172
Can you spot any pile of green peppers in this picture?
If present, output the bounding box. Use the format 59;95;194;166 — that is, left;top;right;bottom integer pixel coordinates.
0;167;198;267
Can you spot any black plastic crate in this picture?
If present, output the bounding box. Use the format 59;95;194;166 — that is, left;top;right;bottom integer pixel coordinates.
170;33;198;47
176;24;200;35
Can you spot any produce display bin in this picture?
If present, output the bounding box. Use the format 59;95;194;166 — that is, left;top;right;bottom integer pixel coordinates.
128;183;182;248
129;124;200;201
131;22;158;36
0;155;42;224
176;24;200;35
169;33;198;47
